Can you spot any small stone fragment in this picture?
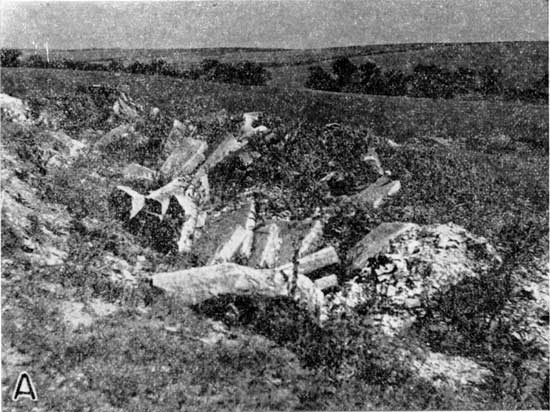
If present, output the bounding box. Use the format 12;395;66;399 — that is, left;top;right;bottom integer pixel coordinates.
122;163;156;183
405;297;421;308
386;285;397;297
149;107;160;118
362;147;384;176
314;274;338;291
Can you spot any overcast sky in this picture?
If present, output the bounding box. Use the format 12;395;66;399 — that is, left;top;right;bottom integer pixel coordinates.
1;0;548;50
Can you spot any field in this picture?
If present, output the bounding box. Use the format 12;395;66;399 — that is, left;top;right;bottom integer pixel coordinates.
1;61;548;411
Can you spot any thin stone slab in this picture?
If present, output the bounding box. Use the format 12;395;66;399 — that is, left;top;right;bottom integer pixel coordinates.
248;220;319;268
122;163;156;183
94;124;148;152
160;137;208;180
314;274;338;291
200;134;247;172
351;176;401;209
192;204;252;264
152;262;325;314
348;222;417;271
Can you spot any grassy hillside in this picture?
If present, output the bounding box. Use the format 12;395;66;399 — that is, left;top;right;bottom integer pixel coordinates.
269;41;548;89
1;67;548;410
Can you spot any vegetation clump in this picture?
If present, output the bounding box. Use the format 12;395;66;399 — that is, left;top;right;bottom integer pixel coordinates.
305;57;548;103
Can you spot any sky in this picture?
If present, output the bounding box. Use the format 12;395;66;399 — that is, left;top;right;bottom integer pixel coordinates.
1;0;548;50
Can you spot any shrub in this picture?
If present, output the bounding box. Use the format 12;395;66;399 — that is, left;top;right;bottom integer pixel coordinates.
0;48;22;67
305;66;339;91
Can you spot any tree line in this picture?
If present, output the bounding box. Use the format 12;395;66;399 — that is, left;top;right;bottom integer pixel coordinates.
305;56;548;103
0;49;271;86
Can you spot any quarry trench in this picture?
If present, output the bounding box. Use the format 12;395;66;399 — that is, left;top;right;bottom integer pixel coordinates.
1;87;549;408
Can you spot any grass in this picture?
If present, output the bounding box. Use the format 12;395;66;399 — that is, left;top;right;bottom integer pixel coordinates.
1;66;548;410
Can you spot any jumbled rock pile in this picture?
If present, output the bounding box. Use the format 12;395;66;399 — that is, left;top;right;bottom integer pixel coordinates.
325;222;503;335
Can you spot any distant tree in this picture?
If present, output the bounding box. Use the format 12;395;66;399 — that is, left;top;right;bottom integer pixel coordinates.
107;59;124;72
0;49;22;67
358;61;379;84
126;60;147;74
383;70;410;96
332;57;357;87
62;59;78;70
305;66;339;91
357;61;384;93
234;61;271;85
210;62;237;83
201;59;220;73
455;66;479;94
186;66;202;80
479;65;503;96
26;54;48;68
535;72;549;95
410;63;454;98
149;58;167;75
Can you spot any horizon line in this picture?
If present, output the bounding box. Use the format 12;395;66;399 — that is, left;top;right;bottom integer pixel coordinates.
10;39;549;52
